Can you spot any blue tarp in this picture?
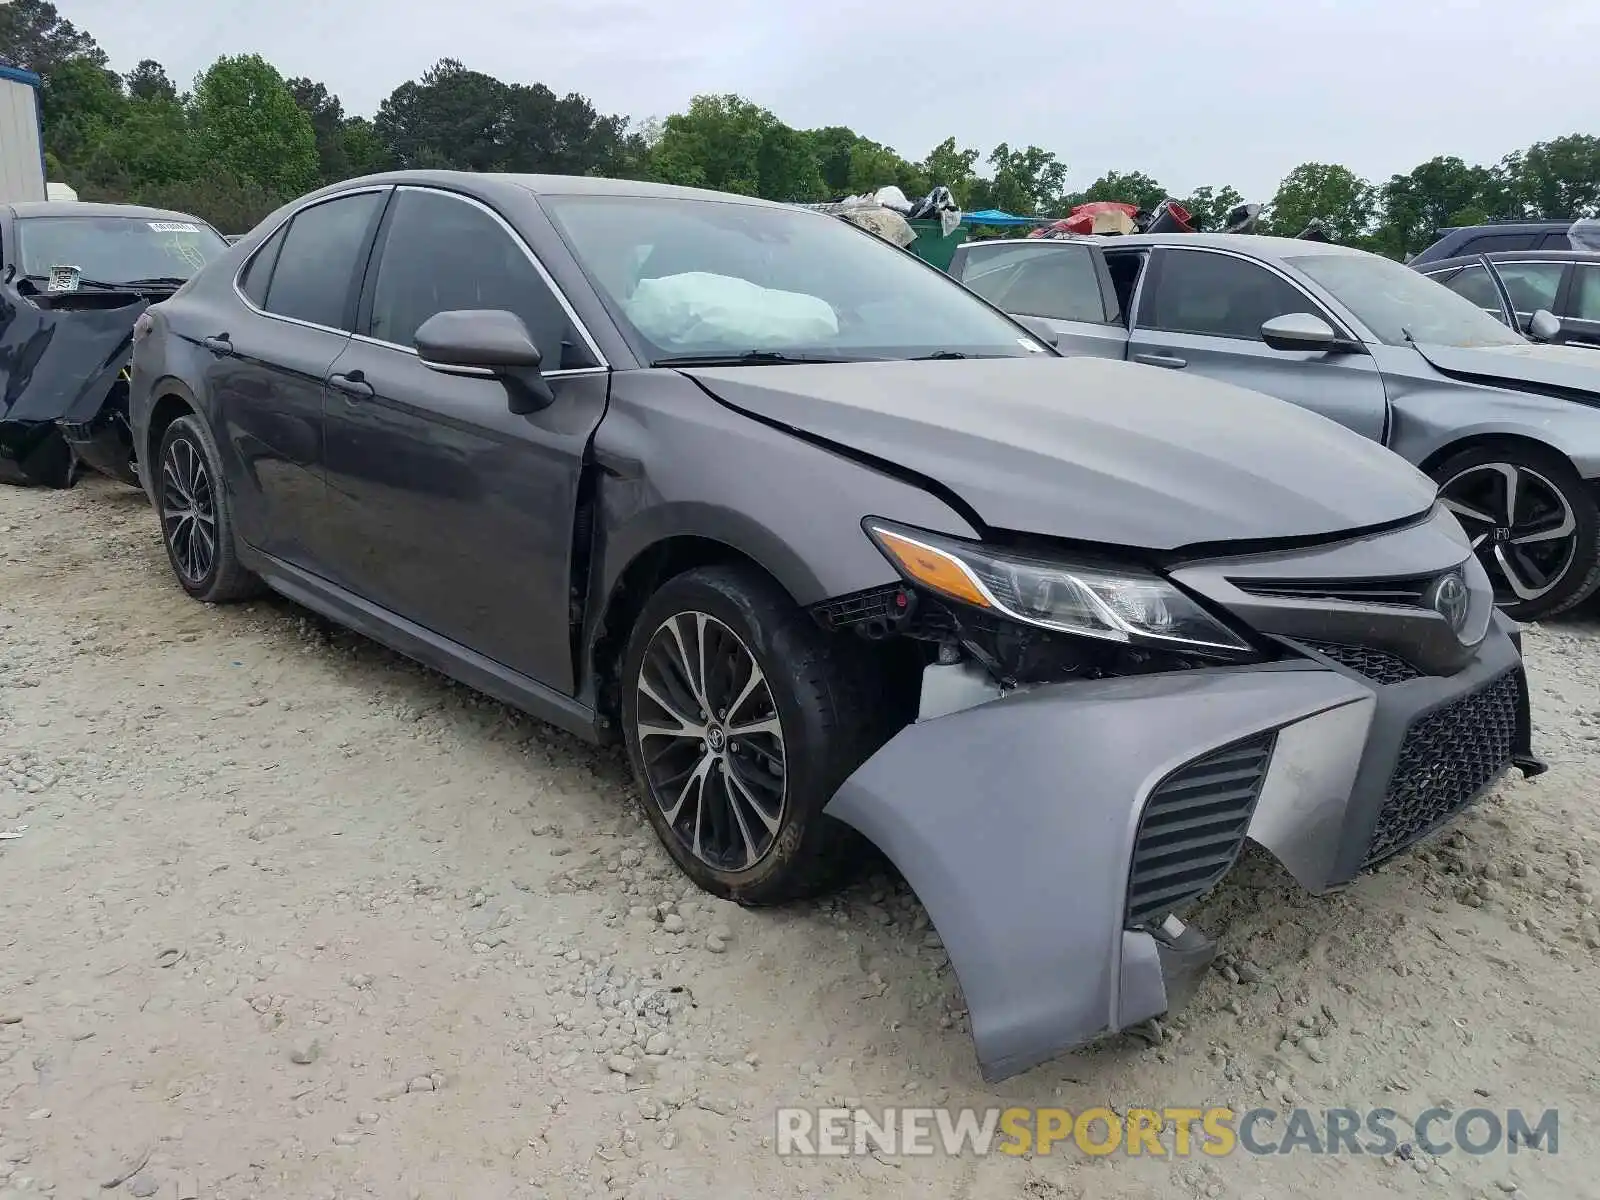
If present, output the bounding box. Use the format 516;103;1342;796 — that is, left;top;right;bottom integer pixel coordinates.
962;209;1041;226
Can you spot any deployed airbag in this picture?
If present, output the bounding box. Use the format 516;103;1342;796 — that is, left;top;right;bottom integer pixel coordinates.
625;272;838;348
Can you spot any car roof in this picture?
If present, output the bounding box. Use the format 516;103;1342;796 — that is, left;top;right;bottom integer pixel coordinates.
310;169;798;210
3;200;213;223
1416;249;1600;272
955;232;1368;260
1437;220;1574;233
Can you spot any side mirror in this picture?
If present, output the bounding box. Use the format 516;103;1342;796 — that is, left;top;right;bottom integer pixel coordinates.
415;308;554;413
1527;309;1563;344
1014;315;1061;348
1260;312;1356;354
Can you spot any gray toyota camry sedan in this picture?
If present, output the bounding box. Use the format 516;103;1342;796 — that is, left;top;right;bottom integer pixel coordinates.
128;172;1540;1082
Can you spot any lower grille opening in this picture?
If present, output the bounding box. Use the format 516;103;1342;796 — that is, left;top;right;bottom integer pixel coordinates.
1299;639;1423;685
1363;668;1521;867
1126;732;1276;928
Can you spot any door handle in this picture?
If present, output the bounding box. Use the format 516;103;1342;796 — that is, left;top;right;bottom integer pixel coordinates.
1134;352;1187;369
202;334;233;356
328;371;374;400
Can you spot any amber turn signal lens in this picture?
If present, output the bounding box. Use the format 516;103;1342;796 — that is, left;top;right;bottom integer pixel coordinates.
874;529;992;609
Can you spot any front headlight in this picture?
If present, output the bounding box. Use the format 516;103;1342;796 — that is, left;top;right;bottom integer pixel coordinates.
864;519;1253;656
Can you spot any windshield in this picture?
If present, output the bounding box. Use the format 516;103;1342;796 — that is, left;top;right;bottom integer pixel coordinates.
16;215;229;284
1288;252;1525;349
539;195;1047;363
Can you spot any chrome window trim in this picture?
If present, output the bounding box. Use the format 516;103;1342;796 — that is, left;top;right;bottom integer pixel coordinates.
229;183;612;376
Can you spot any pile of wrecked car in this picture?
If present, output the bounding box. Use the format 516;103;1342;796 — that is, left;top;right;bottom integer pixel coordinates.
0;200;230;488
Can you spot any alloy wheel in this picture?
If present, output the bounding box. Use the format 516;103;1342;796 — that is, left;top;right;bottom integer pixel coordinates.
634;611;787;872
1440;461;1578;605
160;435;217;585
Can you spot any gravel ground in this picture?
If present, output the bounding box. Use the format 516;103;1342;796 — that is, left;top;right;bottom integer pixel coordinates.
2;476;1599;1200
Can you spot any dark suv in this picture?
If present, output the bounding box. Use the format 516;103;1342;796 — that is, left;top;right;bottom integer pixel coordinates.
1407;220;1574;267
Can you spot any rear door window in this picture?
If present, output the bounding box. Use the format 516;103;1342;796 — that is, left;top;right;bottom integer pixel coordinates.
959;243;1109;323
1438;263;1510;320
1495;261;1567;315
1573;266;1600;321
238;224;286;308
261;191;387;330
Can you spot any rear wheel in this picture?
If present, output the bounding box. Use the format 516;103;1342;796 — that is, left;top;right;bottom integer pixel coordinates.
1433;443;1600;621
157;414;262;603
620;564;891;905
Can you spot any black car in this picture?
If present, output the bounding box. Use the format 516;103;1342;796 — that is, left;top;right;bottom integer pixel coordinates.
0;201;231;487
1415;249;1600;349
1407;220;1575;268
126;171;1539;1081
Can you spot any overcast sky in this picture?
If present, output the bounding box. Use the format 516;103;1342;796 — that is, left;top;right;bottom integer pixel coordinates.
67;0;1600;201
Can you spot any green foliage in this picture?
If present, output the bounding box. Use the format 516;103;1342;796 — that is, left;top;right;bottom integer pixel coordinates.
10;2;1600;258
1073;170;1167;213
191;55;320;198
652;94;823;200
0;0;105;73
1181;185;1246;231
982;143;1068;215
1267;162;1375;243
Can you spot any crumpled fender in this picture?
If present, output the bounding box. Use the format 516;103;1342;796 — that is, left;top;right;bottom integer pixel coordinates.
822;664;1371;1082
0;285;148;426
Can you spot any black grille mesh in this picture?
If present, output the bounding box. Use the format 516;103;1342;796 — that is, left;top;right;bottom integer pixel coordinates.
1299;640;1423;685
1126;732;1276;927
1363;668;1520;867
812;586;903;630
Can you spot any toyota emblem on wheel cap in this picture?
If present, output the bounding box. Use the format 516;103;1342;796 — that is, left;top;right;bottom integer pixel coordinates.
1428;569;1470;634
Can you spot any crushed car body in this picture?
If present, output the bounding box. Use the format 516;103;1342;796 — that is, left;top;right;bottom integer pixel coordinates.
0;201;229;486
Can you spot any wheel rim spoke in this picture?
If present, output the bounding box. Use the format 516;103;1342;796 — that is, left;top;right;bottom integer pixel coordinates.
1442;461;1578;606
636;609;786;873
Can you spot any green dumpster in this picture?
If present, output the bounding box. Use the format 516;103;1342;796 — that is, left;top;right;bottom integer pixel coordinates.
907;220;968;272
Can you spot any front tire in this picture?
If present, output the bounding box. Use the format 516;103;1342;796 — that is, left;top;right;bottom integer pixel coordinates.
1433;443;1600;621
620;564;890;905
156;414;262;604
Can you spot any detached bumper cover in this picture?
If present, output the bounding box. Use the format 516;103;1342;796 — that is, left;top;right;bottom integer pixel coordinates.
823;613;1529;1083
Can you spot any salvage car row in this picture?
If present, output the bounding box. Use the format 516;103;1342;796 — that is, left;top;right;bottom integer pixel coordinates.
2;173;1586;1083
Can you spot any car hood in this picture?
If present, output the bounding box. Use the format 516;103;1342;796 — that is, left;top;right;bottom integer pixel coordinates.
1413;340;1600;398
680;356;1438;551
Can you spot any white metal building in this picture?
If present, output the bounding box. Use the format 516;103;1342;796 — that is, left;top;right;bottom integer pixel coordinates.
0;64;47;204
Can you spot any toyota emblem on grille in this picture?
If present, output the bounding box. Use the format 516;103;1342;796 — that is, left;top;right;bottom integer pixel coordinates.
1428;569;1470;634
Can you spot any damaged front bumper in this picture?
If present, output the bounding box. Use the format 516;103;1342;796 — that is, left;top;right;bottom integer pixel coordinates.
1;286;152;487
823;611;1532;1083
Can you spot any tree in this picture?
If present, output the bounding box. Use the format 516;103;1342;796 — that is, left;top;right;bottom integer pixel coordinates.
1373;156;1500;259
1074;169;1168;213
84;92;193;188
287;76;352;183
191;54;319;197
1267;162;1374;242
921;137;981;207
0;0;106;74
125;59;176;103
39;56;125;171
1505;135;1600;219
651;94;822;201
375;59;515;172
983;143;1067;215
806;126;862;195
1181;184;1246;231
340;117;394;177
